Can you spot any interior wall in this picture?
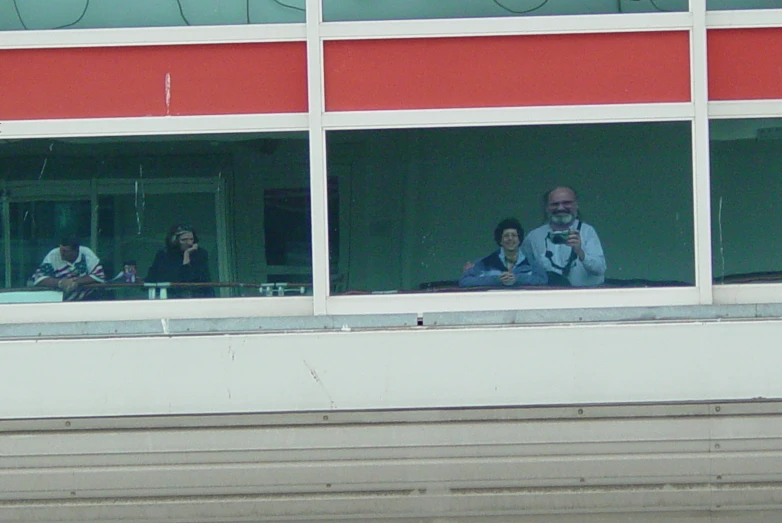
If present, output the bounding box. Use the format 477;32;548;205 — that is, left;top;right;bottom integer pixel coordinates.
329;122;695;292
710;137;782;279
230;138;310;284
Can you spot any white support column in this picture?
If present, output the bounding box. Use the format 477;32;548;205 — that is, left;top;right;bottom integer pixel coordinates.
306;0;329;315
2;181;10;288
90;178;98;254
690;0;714;304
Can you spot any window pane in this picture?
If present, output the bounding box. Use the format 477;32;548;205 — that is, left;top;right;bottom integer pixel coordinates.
327;122;694;295
711;118;782;284
0;132;310;303
323;0;687;22
0;0;304;31
707;0;782;10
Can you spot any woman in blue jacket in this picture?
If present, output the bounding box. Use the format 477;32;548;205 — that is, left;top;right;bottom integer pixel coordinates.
459;218;547;288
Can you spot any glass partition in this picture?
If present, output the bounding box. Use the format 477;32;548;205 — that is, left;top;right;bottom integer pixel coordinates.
327;121;695;295
323;0;688;22
0;0;305;31
707;0;782;10
711;118;782;284
0;132;311;303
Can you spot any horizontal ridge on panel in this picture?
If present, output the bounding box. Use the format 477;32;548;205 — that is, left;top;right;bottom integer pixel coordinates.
708;28;782;101
324;33;691;111
0;43;308;120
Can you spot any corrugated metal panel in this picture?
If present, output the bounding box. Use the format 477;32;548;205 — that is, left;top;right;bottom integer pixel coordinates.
1;404;782;521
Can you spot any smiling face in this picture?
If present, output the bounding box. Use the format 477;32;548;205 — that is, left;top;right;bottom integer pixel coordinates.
500;228;520;253
547;187;579;230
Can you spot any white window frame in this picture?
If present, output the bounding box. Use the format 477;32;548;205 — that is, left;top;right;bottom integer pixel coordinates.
311;2;711;315
0;115;313;323
0;0;780;322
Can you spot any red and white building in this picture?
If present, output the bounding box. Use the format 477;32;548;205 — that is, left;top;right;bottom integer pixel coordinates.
2;1;782;521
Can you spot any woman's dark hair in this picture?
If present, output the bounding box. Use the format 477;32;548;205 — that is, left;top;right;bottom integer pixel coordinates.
165;223;200;251
493;218;524;246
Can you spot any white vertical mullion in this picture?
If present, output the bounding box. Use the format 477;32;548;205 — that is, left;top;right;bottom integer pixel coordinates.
2;181;10;288
90;178;98;253
690;0;713;304
306;0;329;314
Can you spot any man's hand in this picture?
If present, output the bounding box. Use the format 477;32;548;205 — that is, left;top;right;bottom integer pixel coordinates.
499;271;516;286
57;278;78;293
566;230;585;261
462;261;475;272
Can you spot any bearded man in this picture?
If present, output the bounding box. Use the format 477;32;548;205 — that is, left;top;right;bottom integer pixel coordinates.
520;186;606;287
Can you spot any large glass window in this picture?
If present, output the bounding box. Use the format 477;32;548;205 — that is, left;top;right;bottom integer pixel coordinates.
711;118;782;284
0;132;310;303
327;122;695;295
707;0;782;10
323;0;688;22
0;0;305;31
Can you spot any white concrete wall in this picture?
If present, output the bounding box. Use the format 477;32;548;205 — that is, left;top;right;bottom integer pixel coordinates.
2;318;781;419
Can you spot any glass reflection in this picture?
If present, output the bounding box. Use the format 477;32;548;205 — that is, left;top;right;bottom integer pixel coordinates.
0;0;305;31
323;0;688;22
327;122;694;295
707;0;782;10
0;132;310;303
711;118;782;284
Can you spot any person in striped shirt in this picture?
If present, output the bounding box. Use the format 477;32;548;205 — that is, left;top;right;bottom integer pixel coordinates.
30;236;105;301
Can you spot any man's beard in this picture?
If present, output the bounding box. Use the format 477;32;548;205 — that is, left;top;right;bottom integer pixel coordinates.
550;212;575;226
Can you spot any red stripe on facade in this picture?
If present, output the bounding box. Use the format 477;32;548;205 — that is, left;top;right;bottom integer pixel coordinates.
0;43;308;120
708;28;782;101
324;32;691;111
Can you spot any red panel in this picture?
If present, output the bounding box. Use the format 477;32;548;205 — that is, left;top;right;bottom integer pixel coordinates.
325;32;691;111
0;43;308;120
708;28;782;101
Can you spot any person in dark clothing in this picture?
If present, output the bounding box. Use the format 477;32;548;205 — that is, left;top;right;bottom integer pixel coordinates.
146;224;214;298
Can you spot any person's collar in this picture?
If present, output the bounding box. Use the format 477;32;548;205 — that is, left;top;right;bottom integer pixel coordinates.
499;248;521;264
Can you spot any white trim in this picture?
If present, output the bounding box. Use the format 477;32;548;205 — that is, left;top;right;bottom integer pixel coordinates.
320;12;693;40
690;1;713;304
707;8;782;29
322;103;695;131
709;100;782;118
325;287;701;316
0;114;309;139
306;0;329;315
0;296;313;324
713;283;782;305
0;24;306;50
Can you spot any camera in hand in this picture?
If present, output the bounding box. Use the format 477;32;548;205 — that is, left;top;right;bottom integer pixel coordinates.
548;230;570;245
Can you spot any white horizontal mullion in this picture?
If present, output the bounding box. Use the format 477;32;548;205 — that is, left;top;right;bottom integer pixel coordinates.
325;287;701;316
0;114;308;140
320;12;693;40
708;100;782;119
322;103;695;131
713;283;782;305
0;24;306;49
0;296;313;324
707;9;782;29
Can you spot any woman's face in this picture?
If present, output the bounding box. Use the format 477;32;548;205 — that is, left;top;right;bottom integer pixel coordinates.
500;228;520;252
177;231;195;251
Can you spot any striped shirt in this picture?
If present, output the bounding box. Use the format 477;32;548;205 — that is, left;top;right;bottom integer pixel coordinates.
30;246;105;301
